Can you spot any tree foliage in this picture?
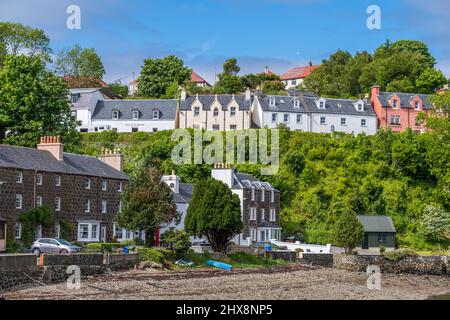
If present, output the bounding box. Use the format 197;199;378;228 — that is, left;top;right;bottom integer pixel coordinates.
0;54;80;148
419;205;450;245
185;178;243;252
18;206;54;247
108;81;129;98
117;167;178;246
333;209;364;254
138;55;191;98
54;44;105;80
161;229;192;259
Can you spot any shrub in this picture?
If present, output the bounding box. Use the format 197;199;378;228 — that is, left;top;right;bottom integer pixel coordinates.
86;242;128;253
137;248;174;264
382;248;418;261
161;229;191;259
379;244;386;254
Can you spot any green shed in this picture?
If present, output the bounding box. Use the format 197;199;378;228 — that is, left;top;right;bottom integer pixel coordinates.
357;215;396;250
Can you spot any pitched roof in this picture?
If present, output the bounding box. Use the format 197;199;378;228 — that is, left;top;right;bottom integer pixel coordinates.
92;99;178;120
376;92;433;109
0;145;129;180
191;71;210;86
172;183;194;204
357;215;396;233
280;65;320;81
233;172;279;192
180;94;252;111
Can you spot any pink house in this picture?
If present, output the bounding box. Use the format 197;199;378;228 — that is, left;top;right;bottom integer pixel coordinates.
370;86;432;133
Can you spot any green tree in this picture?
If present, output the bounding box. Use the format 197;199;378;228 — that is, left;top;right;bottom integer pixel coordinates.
263;80;286;95
138;55;191;98
214;74;244;94
185;178;243;252
222;58;240;76
18;206;54;247
54;44;105;79
333;210;364;254
415;68;447;94
0;54;80;147
117;167;178;247
161;229;192;259
0;22;51;63
419;205;450;248
108;81;129;97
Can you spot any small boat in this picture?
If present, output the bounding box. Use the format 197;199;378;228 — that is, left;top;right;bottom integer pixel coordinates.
206;260;233;271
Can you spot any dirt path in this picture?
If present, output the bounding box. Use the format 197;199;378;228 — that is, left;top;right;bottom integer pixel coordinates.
4;265;450;300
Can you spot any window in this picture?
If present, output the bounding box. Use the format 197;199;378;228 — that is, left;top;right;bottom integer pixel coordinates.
55;197;61;212
71;94;79;103
36;174;43;186
36;196;43;208
230;107;236;117
319;101;325;109
71;110;77;118
194;107;200;117
415;117;421;127
377;233;387;243
213;108;219;117
115;224;123;239
15;223;22;239
390;115;401;125
357;103;364;112
119;201;123;213
296;114;302;124
271;113;277;123
249;208;256;221
118;182;123;193
132;110;140;120
260;208;265;221
320;116;326;125
393;100;399;109
261;190;265;202
101;180;107;191
132;128;139;133
78;223;99;242
230;125;237;130
85;178;91;190
84;199;91;213
361;119;367;127
294;99;300;108
291;79;297;86
250;228;256;241
271;189;275;203
270;209;276;222
153;110;159;120
16;172;23;184
55;224;61;238
55;175;61;187
112;110;120;120
414;101;420;110
251;187;255;201
78;224;89;240
341;118;347;126
212;125;220;131
16;194;22;209
283;114;289;123
152;128;158;133
101;200;107;214
269;98;275;107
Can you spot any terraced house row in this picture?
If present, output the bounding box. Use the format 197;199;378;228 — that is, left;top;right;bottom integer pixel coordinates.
70;86;432;135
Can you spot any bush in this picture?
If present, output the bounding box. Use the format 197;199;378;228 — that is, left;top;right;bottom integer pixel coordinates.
137;248;174;264
161;229;191;259
86;242;128;253
379;244;386;254
382;248;418;261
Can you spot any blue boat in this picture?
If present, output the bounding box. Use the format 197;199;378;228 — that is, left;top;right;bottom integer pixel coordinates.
206;260;233;271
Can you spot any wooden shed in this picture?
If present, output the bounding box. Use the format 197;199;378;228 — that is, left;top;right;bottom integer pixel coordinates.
357;215;396;251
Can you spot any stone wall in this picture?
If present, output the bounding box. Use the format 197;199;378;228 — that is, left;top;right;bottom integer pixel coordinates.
299;253;334;267
334;254;448;276
40;253;104;266
268;250;297;262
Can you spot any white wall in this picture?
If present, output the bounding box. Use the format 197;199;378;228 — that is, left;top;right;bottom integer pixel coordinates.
88;120;175;133
75;109;92;129
262;111;308;131
310;114;377;135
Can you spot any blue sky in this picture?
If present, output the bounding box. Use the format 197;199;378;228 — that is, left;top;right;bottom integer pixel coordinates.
1;0;449;84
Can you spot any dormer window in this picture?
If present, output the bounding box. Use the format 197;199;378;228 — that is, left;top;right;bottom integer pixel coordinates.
70;94;79;103
153;110;160;120
354;101;364;112
132;110;140;120
194;107;200;117
414;101;420;111
392;100;399;109
316;98;326;109
294;99;300;108
112;110;120;120
269;98;276;107
213;108;219;117
230;107;236;117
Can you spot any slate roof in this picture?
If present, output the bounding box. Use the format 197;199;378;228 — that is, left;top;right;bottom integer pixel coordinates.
172;183;194;204
92;100;178;120
376;92;432;109
280;65;320;81
70;88;103;110
357;216;396;233
0;145;129;180
258;94;376;116
233;172;279;192
180;94;252;111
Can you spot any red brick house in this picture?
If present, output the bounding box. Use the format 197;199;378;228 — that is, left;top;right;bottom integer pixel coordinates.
370;85;433;133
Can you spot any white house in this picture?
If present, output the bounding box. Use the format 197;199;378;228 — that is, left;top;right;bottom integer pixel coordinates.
252;93;377;135
90;99;177;133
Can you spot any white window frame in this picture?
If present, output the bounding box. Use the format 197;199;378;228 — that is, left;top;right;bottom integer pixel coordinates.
320;116;326;125
269;98;276;107
341;118;347;126
118;182;123;192
230;107;236;117
283;114;289;123
194;107;200;117
153;110;159;120
16;172;23;184
249;207;256;221
271;189;275;203
55;175;61;187
55;223;61;238
414;101;420;111
251;187;255;201
294;99;300;108
36;174;43;186
85;178;91;190
15;223;22;239
85;199;91;213
112;110;120;120
261;190;265;202
393;100;399;109
260;208;265;221
101;180;107;191
296;114;302;124
36;196;43;208
77;222;100;242
16;194;22;209
213;108;219;117
55;197;61;212
119;200;123;213
132;110;140;120
361;119;367;127
271;113;277;123
270;209;276;222
101;199;107;214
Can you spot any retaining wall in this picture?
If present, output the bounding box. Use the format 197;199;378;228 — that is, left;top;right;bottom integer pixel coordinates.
300;253;334;267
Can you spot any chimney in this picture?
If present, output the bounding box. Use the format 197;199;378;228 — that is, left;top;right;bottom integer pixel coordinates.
161;170;180;194
245;88;251;101
181;88;187;101
309;61;313;67
98;148;124;172
37;136;64;161
371;85;381;98
211;163;234;189
264;66;269;74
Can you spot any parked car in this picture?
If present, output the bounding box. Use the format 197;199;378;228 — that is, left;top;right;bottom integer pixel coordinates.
31;238;81;255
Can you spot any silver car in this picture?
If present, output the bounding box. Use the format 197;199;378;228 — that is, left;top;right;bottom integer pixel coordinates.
31;238;81;255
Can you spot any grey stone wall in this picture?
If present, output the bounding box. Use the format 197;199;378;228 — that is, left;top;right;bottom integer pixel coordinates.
269;250;297;262
41;253;104;266
334;254;448;276
300;253;334;267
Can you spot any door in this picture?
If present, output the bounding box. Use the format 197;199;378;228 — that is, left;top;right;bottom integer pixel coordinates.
101;226;106;243
362;233;369;249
